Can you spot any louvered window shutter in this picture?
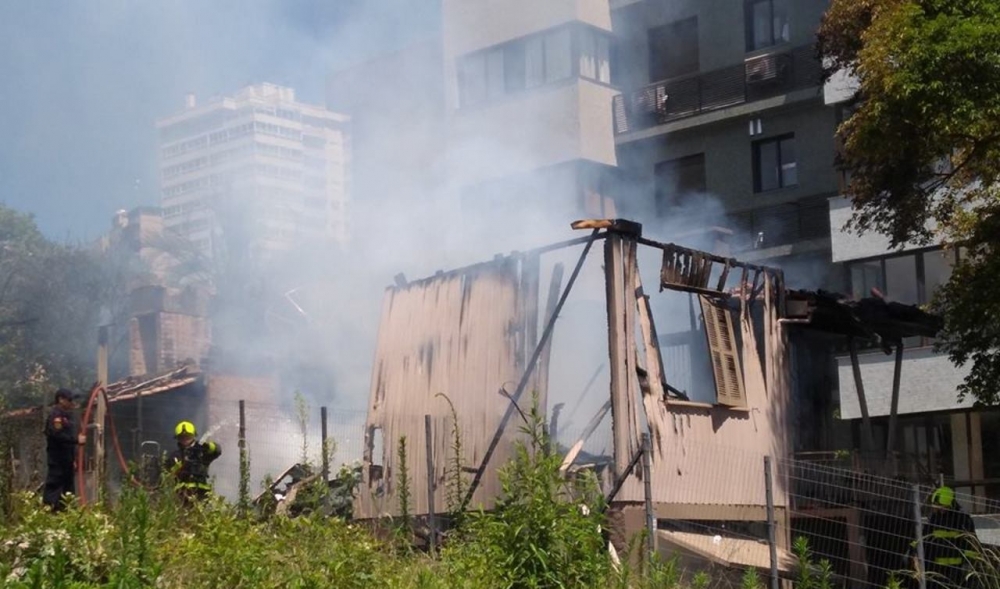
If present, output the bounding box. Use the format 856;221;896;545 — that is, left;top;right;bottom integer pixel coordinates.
699;296;747;407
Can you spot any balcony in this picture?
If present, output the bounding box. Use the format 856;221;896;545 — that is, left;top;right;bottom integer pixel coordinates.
727;197;831;251
613;45;823;135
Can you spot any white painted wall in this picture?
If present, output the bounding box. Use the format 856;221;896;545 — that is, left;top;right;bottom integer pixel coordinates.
837;347;972;419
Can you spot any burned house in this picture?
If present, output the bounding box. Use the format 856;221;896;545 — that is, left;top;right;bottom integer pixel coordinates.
356;219;798;573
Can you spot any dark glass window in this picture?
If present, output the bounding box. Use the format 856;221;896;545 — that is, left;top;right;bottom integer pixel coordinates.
746;0;790;52
753;134;797;192
654;154;706;215
648;17;699;82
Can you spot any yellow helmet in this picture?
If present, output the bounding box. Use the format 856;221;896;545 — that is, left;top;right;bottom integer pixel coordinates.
931;486;955;508
174;421;197;438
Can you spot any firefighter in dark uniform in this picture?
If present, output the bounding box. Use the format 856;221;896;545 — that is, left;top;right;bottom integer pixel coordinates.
164;421;221;502
921;486;979;589
43;388;84;511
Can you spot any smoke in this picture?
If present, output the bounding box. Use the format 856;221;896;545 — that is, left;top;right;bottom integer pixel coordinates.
1;2;839;481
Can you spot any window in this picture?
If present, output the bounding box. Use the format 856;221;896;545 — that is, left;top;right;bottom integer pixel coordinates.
753;134;797;192
544;28;572;82
578;27;610;84
746;0;790;51
504;42;526;92
654;154;706;215
850;260;883;300
648;17;700;82
457;26;585;107
885;255;919;305
922;249;955;302
848;249;958;305
458;53;487;106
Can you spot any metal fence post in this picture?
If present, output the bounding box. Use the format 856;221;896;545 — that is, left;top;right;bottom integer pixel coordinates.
913;484;927;589
238;400;248;515
424;414;437;555
641;433;655;559
320;407;329;481
765;456;779;589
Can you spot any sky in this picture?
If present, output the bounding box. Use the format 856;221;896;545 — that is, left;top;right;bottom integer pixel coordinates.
0;0;440;242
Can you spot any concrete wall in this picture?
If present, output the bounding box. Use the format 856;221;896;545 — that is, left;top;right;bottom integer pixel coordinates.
443;0;611;60
612;0;831;89
837;347;973;419
828;196;931;262
616;101;839;214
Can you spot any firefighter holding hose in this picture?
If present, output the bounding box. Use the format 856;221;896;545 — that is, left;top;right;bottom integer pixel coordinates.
164;421;221;502
916;486;979;589
43;388;85;512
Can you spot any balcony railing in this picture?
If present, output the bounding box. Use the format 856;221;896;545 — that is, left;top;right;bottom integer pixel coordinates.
613;44;823;135
727;197;832;251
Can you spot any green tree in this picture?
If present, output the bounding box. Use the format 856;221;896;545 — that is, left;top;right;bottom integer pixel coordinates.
818;0;1000;404
0;204;118;407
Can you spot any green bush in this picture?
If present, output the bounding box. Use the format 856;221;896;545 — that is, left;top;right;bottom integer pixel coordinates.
441;397;613;589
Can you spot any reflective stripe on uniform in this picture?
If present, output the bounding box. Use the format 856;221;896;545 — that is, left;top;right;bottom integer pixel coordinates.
933;557;964;566
176;482;211;491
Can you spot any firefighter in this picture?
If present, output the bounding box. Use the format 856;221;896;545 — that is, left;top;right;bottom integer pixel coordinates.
164;421;221;502
921;486;978;589
42;388;85;512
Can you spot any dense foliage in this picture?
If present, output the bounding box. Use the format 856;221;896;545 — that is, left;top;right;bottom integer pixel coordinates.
0;205;116;408
817;0;1000;403
0;411;687;589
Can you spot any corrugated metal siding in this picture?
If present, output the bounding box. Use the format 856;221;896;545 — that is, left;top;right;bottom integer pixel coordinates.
356;257;537;518
623;271;791;510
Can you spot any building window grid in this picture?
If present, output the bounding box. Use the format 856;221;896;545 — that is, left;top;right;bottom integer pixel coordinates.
458;24;609;108
847;248;960;348
745;0;790;52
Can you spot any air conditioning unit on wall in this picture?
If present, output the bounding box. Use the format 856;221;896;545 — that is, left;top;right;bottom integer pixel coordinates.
745;54;791;85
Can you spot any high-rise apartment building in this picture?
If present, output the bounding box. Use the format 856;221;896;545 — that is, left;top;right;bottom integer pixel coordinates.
156;83;350;258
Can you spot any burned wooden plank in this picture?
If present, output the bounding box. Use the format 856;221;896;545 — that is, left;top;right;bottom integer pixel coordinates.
605;233;636;474
534;262;564;412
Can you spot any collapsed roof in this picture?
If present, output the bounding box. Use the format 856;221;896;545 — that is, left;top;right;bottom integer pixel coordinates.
784;289;943;351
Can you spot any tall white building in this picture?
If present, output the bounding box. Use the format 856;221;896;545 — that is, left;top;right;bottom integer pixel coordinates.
156;83;350;258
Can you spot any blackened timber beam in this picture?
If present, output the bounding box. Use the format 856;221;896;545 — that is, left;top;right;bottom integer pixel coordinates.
636;236;778;273
460;229;601;511
848;338;876;453
535;262;565;413
886;342;905;458
559;399;612;473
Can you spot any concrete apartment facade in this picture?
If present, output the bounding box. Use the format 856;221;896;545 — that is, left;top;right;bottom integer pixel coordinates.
156;83;350;258
823;81;996;508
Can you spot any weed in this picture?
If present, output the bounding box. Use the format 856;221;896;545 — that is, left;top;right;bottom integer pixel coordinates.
436;393;466;520
398;435;412;532
293;391;310;465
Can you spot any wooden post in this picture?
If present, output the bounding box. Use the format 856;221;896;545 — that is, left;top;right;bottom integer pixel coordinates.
605;233;634;472
321;407;329;481
886;343;904;461
764;456;779;589
535;263;564;414
913;484;927;589
95;325;109;502
848;338;876;454
238;400;248;515
641;433;655;559
424;415;437;555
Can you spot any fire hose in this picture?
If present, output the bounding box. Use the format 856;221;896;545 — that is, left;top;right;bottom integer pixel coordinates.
74;382;144;505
